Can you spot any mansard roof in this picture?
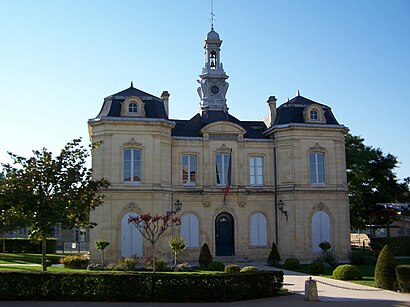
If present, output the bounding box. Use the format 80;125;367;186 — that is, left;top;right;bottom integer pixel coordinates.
274;95;340;126
172;111;267;139
93;84;168;120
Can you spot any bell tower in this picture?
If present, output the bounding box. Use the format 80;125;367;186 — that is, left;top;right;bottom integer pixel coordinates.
197;27;229;115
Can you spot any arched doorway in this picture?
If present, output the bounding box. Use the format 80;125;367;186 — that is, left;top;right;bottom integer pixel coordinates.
121;212;143;257
312;210;331;253
215;212;234;256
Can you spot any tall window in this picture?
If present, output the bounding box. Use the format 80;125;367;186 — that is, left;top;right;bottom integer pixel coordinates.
182;155;197;185
181;214;200;248
310;110;318;120
216;153;230;185
128;102;138;113
310;152;325;184
124;149;142;183
250;156;264;186
312;210;331;253
250;212;268;246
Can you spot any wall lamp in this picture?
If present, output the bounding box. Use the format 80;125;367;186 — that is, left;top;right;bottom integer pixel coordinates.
167;199;182;216
277;200;288;221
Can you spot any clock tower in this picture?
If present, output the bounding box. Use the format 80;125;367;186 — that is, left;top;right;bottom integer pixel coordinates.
197;27;229;115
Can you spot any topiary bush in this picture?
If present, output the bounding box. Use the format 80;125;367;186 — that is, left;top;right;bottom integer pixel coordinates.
267;242;281;266
198;243;213;267
396;265;410;293
207;261;225;271
60;255;89;269
309;261;324;275
374;245;397;290
107;257;138;271
224;264;240;273
283;258;300;269
332;264;362;280
240;266;259;273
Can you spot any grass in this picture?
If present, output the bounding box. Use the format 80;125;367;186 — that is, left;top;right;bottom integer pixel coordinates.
0;253;63;264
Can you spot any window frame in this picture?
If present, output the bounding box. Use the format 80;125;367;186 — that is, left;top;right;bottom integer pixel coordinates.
128;102;138;113
250;212;268;247
123;148;142;183
181;213;200;248
249;155;264;186
310;109;318;120
309;152;326;184
215;153;230;186
181;154;197;186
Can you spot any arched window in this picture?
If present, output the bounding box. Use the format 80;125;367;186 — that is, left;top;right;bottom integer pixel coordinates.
121;212;143;257
312;210;331;253
181;214;199;248
128;102;138;113
310;110;318;120
210;51;216;69
250;212;268;246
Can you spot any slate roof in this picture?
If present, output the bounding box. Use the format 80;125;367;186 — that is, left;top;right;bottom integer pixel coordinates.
93;84;168;120
274;95;340;126
172;111;267;139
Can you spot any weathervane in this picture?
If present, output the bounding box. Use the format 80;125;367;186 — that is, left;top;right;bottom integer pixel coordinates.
210;0;215;31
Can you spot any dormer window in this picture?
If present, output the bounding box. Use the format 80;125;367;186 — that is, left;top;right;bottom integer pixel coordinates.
121;96;145;117
128;102;138;113
303;104;326;124
310;110;318;120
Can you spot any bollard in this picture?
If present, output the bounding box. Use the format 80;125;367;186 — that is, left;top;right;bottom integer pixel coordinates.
305;277;319;301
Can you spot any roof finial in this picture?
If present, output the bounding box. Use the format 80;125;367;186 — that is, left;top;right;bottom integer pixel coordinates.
210;0;215;31
297;89;300;96
130;81;134;88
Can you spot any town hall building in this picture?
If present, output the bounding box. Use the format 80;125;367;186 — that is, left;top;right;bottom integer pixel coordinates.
88;27;350;264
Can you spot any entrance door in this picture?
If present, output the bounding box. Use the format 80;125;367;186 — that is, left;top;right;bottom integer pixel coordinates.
215;212;234;256
121;212;143;257
312;210;331;253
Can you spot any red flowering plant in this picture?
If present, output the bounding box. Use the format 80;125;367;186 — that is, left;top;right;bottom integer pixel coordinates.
128;213;181;272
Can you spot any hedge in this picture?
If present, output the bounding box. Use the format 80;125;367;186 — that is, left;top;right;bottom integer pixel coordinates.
0;238;57;253
370;237;410;256
396;265;410;293
0;270;284;302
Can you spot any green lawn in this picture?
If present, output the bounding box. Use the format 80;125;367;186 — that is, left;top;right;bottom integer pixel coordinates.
0;253;63;264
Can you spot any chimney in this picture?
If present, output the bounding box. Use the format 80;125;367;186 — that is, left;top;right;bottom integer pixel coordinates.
267;96;277;127
161;91;170;117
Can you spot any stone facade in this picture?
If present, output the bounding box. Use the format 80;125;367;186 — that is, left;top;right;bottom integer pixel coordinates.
88;28;350;264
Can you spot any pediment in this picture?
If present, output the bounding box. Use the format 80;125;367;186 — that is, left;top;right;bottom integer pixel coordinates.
200;121;246;135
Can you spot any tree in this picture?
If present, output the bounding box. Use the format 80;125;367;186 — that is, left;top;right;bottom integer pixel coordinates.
0;138;109;271
128;213;181;272
346;133;410;230
95;239;110;267
169;236;186;267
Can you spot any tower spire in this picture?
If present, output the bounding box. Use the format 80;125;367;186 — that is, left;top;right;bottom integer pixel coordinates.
210;0;215;31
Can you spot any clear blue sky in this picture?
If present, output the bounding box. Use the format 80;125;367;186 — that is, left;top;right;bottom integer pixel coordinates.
1;0;409;181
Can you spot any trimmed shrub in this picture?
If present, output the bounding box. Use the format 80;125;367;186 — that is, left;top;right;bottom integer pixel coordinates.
309;261;324;275
145;257;168;272
283;258;300;269
267;242;281;266
240;266;259;273
332;264;362;280
0;270;284;302
198;243;213;267
224;264;240;273
396;265;410;293
60;255;89;269
374;245;397;290
107;257;138;271
207;261;225;271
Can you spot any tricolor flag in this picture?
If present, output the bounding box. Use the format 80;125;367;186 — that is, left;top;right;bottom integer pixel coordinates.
224;148;232;204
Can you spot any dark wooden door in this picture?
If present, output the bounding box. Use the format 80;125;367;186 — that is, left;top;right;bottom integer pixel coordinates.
215;213;234;256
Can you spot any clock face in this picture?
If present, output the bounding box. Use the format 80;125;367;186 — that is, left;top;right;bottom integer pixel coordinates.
210;85;219;95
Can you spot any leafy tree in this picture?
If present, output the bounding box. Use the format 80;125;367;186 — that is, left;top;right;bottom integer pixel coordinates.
0;138;109;271
95;239;110;267
128;213;181;272
346;133;410;230
169;236;186;267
